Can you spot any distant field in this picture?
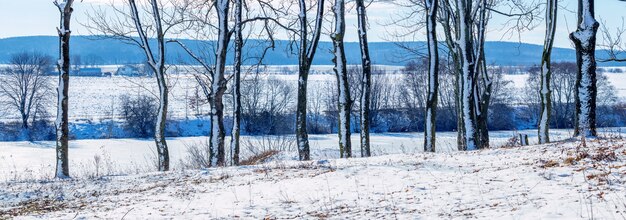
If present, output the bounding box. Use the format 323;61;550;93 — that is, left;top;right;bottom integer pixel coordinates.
0;66;623;122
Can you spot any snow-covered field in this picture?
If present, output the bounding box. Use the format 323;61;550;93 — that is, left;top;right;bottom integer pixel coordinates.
0;66;625;218
3;70;623;121
2;128;625;182
1;135;625;218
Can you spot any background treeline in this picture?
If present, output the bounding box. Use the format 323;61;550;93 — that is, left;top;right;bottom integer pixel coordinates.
2;52;622;141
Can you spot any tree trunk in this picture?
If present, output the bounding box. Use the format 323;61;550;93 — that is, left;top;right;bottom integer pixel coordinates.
355;0;371;157
230;0;242;166
456;0;478;151
570;0;598;138
296;0;324;161
477;71;491;149
474;0;490;150
423;0;438;152
54;0;74;178
333;0;352;158
538;0;558;144
210;0;229;167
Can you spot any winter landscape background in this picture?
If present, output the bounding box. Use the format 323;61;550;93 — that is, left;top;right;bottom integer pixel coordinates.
1;0;626;218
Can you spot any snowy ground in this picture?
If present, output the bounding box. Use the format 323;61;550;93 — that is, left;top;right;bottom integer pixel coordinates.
1;135;625;219
3;128;624;182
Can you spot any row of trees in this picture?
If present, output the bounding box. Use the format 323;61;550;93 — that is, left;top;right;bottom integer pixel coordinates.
405;0;623;151
44;0;623;178
82;0;375;171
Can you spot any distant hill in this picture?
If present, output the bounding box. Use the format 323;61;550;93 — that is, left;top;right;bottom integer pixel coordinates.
0;36;623;66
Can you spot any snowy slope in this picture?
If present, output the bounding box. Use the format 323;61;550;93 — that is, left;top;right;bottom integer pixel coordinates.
1;137;625;219
3;128;618;181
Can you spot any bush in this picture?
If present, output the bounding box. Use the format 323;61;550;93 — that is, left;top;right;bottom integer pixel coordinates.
182;140;211;169
120;94;158;138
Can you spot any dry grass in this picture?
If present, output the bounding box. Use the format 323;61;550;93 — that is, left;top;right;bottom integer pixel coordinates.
240;150;280;166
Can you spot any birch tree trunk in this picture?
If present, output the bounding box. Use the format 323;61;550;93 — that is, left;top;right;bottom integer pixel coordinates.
456;0;478;151
423;0;438;152
129;0;170;171
333;0;352;158
210;0;230;167
54;0;74;178
538;0;558;144
296;0;325;161
570;0;598;138
355;0;371;157
230;0;243;166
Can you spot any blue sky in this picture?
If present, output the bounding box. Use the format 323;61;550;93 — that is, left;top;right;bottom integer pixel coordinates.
0;0;624;49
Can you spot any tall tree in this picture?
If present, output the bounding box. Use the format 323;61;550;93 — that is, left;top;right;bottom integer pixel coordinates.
295;0;325;160
0;52;53;137
570;0;599;137
355;0;371;157
455;0;479;150
207;0;230;167
333;0;351;158
474;0;490;149
130;0;170;171
54;0;75;178
230;0;243;166
538;0;558;144
423;0;438;152
86;0;193;170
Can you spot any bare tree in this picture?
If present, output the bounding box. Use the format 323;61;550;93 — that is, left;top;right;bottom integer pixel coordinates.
569;0;599;137
241;75;295;135
353;5;372;156
295;0;326;160
453;0;479;150
439;0;539;150
204;0;231;167
85;0;180;171
526;62;617;129
423;0;438;152
230;0;244;166
171;0;281;166
538;0;557;144
54;0;75;178
332;0;351;158
0;52;53;138
355;0;372;157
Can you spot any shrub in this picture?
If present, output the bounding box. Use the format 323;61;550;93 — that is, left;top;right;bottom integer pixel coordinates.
120;94;158;138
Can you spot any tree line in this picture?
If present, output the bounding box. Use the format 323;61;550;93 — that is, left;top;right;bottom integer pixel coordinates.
1;0;622;178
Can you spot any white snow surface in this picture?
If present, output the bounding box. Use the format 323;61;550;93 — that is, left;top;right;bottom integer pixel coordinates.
1;135;625;218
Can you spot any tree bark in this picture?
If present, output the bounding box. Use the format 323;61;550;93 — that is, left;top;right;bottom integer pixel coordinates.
296;0;325;161
570;0;598;138
210;0;230;167
455;0;478;151
423;0;438;152
355;0;371;157
230;0;243;166
538;0;558;144
54;0;74;178
333;0;352;158
473;0;490;150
